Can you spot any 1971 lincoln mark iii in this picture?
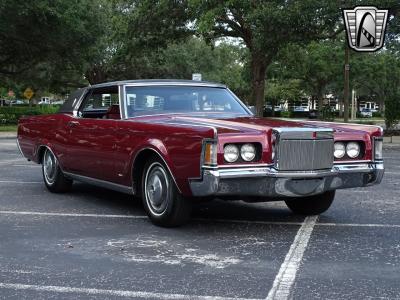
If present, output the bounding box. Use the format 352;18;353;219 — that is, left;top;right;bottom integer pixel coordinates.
17;80;384;226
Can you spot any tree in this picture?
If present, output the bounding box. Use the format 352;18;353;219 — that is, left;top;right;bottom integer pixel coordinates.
190;0;341;116
0;0;108;89
271;40;343;113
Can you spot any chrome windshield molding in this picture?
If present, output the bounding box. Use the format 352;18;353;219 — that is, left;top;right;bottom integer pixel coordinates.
123;82;226;88
72;88;88;118
64;172;134;195
226;88;253;116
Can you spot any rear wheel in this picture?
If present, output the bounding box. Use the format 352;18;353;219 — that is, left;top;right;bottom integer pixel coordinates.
285;190;335;215
42;148;72;193
141;156;192;227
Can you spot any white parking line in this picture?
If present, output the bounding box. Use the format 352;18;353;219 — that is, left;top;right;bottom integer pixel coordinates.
317;222;400;228
266;216;318;300
196;218;303;226
384;171;400;175
0;282;260;300
0;181;41;184
0;211;399;228
0;211;147;219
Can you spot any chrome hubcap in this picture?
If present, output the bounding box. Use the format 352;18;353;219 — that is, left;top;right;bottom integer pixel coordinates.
43;150;57;184
145;163;169;215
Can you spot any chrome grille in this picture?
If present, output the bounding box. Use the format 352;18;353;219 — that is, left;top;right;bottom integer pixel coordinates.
275;128;334;171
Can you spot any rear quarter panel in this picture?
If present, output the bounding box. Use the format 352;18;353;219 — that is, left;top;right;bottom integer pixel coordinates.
18;114;61;163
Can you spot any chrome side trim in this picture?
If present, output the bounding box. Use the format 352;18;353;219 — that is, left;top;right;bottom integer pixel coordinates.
64;172;133;195
16;138;24;157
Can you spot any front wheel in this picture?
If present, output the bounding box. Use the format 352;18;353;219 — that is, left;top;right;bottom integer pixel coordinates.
42;148;72;193
285;190;335;215
141;156;192;227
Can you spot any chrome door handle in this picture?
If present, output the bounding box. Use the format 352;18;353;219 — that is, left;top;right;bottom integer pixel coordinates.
67;121;80;127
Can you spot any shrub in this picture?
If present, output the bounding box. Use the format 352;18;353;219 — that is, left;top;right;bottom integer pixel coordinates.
372;111;383;118
0;106;60;124
280;110;292;118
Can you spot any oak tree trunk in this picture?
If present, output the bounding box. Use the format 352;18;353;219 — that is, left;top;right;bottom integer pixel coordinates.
250;54;267;117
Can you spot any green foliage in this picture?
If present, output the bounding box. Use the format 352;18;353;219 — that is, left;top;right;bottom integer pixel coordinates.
0;0;108;90
319;105;335;122
280;111;292;118
0;106;59;124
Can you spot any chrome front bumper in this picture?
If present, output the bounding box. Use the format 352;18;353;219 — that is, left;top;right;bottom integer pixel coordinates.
189;162;384;198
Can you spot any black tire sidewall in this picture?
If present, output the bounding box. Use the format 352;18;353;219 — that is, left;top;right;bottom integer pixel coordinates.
141;156;191;226
285;190;336;215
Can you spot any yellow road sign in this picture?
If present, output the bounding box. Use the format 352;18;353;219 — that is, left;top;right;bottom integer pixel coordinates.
24;88;34;100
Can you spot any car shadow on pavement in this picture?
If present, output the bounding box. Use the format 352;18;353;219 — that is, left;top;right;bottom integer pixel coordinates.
69;182;305;224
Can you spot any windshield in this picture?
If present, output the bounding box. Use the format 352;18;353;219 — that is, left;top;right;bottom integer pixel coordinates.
124;86;250;118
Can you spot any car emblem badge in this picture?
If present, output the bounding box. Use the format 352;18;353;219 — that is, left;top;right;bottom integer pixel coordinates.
343;6;388;52
312;132;317;139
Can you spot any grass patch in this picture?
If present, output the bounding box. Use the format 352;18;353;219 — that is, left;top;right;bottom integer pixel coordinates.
0;125;17;132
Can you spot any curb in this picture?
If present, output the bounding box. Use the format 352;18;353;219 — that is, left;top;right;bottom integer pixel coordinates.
0;133;17;139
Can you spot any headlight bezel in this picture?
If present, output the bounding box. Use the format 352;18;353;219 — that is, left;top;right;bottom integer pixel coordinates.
346;141;361;159
334;141;365;160
223;142;261;163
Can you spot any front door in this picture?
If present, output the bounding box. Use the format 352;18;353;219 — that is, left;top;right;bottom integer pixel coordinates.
64;86;120;182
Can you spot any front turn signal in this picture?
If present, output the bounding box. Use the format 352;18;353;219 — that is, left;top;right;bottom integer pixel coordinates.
203;142;217;166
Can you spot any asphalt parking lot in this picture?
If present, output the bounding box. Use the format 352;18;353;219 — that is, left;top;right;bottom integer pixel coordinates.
0;136;399;300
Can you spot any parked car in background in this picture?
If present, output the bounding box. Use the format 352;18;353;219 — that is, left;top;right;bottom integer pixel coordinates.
38;97;52;105
308;109;319;119
52;100;65;105
17;80;384;227
360;108;373;118
10;99;25;105
0;99;10;106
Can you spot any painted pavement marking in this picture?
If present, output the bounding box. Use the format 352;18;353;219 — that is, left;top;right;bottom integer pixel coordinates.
0;283;260;300
265;216;318;300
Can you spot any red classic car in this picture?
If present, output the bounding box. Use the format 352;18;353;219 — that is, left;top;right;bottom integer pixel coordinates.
17;80;384;226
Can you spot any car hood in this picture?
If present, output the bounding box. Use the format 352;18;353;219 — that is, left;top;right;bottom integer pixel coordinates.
169;116;381;136
128;114;382;136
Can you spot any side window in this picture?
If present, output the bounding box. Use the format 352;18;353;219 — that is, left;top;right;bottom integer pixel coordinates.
78;86;119;118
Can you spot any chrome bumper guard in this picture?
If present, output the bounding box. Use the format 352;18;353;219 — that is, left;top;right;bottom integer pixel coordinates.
189;162;384;198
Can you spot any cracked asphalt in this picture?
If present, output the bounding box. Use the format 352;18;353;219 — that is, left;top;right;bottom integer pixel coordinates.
0;136;399;299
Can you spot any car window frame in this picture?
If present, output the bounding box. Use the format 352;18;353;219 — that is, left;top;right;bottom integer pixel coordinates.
75;86;121;119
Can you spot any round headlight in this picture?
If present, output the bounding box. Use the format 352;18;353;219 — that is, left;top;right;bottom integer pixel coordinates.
240;143;256;161
346;142;360;158
334;142;346;159
224;144;239;163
